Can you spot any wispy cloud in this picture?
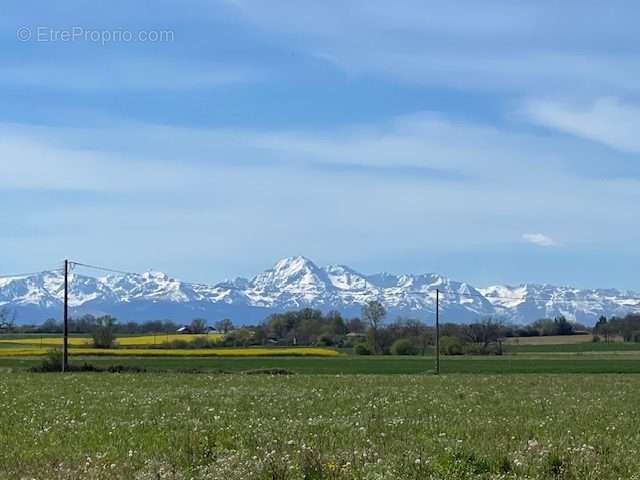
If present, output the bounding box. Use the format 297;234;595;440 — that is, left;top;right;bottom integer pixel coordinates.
0;111;617;188
225;1;640;95
2;113;639;256
1;105;639;284
524;97;640;154
523;233;557;247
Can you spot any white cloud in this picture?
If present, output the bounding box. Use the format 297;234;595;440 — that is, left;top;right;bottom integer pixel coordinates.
522;233;557;247
524;97;640;154
2;112;640;275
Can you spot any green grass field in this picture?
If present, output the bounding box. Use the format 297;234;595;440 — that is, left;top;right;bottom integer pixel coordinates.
505;341;640;353
2;373;640;479
4;338;640;478
3;354;640;374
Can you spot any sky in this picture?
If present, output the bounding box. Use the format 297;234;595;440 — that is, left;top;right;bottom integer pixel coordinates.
1;1;639;289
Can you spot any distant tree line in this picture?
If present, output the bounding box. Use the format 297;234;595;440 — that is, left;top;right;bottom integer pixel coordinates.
4;305;640;355
5;315;237;336
503;316;582;337
7;315;182;334
593;314;640;342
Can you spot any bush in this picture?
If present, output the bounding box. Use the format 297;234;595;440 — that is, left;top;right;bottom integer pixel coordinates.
462;343;502;355
220;329;254;347
439;336;465;355
154;338;220;349
592;334;601;343
315;334;335;347
354;343;372;355
33;349;63;371
244;368;293;375
105;365;146;373
29;353;146;373
390;338;418;356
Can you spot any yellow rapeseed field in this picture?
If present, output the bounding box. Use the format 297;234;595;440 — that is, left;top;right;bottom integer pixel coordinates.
116;333;224;345
0;333;223;347
0;346;339;357
0;337;91;346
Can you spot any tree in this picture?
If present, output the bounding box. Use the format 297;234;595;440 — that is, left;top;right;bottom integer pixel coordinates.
362;300;386;354
594;316;611;343
554;316;575;336
347;317;365;333
39;318;61;333
463;318;505;353
190;318;207;334
439;335;464;355
0;307;15;331
390;338;418;356
533;319;557;336
222;328;253;347
326;310;347;336
92;315;117;349
410;321;434;356
215;318;234;334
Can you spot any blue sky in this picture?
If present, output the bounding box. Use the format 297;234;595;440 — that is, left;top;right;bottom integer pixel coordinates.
1;1;640;289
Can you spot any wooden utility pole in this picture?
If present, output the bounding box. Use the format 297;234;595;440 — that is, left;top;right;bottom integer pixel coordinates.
62;259;69;372
435;288;440;375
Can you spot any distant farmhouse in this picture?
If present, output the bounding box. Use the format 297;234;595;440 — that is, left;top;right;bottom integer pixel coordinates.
176;325;219;334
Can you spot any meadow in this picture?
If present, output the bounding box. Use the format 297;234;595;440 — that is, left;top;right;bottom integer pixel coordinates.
2;336;640;478
1;373;640;479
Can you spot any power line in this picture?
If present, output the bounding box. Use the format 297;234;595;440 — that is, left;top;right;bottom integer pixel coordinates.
0;267;64;279
69;261;140;277
70;261;237;291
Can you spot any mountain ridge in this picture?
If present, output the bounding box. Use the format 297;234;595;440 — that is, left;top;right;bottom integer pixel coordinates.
1;256;639;325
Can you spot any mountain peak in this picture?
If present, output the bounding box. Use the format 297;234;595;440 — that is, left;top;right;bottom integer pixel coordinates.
141;270;171;282
1;258;639;325
251;256;327;293
273;255;317;271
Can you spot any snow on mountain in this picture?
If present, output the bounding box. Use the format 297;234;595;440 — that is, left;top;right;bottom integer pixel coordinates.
479;283;640;325
249;256;332;306
1;256;639;325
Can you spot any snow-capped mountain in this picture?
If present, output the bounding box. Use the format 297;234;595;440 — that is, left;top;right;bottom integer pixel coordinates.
479;283;640;325
1;256;639;325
